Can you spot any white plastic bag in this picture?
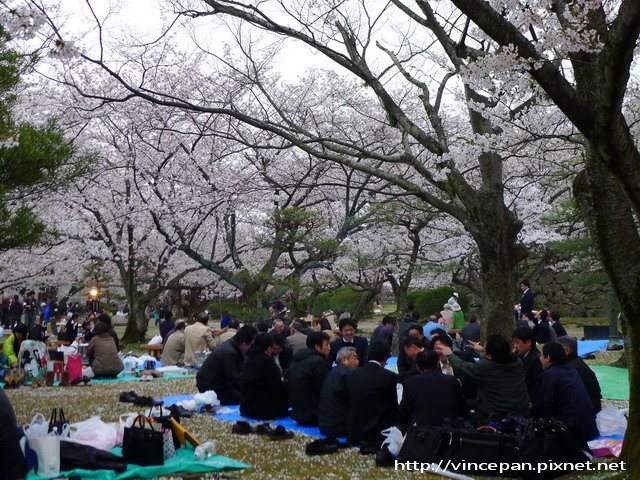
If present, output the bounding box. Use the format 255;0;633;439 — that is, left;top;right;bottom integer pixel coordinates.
23;414;49;439
396;383;403;404
596;405;628;436
29;435;60;477
69;416;119;451
148;334;163;346
194;390;220;407
381;426;406;456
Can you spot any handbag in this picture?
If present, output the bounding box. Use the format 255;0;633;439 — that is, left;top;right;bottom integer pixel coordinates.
48;408;70;436
66;355;83;381
122;415;164;466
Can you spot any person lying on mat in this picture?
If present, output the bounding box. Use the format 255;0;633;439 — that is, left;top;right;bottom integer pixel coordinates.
318;346;359;437
240;333;288;420
86;321;124;379
439;334;530;424
532;341;599;442
196;325;257;404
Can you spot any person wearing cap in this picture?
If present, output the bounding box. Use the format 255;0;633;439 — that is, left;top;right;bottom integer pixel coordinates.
448;292;459;306
161;320;186;366
439;303;455;331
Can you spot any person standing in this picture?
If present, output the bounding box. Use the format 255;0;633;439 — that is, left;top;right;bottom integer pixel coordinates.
518;280;534;319
23;291;37;330
8;295;23;325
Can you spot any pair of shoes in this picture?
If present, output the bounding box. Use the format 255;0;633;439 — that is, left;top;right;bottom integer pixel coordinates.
306;438;340;456
231;421;293;440
375;446;395;467
169;417;201;447
232;420;254;435
268;425;294;441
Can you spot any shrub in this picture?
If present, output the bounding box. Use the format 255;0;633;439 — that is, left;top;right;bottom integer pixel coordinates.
207;302;270;325
309;287;372;318
406;287;468;318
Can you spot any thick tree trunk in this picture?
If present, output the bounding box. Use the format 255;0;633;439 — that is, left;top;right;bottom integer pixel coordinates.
389;276;409;317
573;158;640;471
352;289;377;327
121;295;148;344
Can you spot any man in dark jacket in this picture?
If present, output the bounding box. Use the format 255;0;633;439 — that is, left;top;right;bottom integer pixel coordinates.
557;335;602;413
159;310;175;344
240;333;288;419
345;341;398;449
461;314;481;344
399;350;468;429
397;325;430;376
8;295;23;325
533;342;599;442
196;326;257;403
271;333;293;373
370;316;395;348
318;346;359;437
327;318;368;367
519;280;534;318
286;332;330;425
550;311;568;338
513;326;543;398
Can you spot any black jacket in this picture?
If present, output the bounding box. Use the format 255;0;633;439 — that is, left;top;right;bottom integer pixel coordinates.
533;319;555;344
532;364;599;441
159;319;175;343
196;339;245;404
399;370;468;429
345;361;398;445
552;321;568;338
286;348;329;425
521;347;543;399
520;289;534;316
567;355;602;413
318;364;352;436
371;324;393;348
273;345;293;373
240;352;288;420
397;337;430;374
461;322;481;343
327;336;368;367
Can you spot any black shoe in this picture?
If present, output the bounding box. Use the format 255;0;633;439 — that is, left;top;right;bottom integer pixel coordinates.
231;421;255;435
133;395;162;406
306;438;339;456
375;446;395;467
118;391;138;403
325;436;349;449
269;425;294;441
255;423;274;436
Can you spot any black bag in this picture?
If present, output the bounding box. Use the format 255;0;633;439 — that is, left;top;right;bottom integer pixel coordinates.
516;418;590;479
60;441;127;472
122;415;164;466
48;408;70;435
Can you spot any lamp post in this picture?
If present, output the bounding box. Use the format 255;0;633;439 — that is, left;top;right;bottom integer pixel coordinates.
87;287;100;314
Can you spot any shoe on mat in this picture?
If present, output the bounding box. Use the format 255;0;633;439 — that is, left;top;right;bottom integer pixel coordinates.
255;423;274;436
133;395;161;406
268;425;294;441
118;391;139;403
231;421;255;435
305;438;339;456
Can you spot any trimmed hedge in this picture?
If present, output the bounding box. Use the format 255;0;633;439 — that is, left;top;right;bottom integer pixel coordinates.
207;301;270;325
407;287;468;319
309;287;372;317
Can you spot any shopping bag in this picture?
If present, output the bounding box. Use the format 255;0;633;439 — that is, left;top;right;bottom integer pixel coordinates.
66;355;83;382
27;434;61;477
122;415;163;466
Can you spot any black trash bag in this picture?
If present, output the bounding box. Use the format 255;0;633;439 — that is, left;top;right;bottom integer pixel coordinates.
0;415;28;480
60;440;128;472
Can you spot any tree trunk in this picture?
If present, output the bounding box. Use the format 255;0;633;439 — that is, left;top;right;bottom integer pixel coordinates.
121;295;147;344
352;289;377;327
388;275;409;316
573;156;640;471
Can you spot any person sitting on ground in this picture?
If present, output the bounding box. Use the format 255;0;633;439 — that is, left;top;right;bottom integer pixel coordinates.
550;311;568;338
461;314;481;344
159;310;175;344
432;333;456;376
556;335;602;413
422;315;441;338
316;317;336;341
271;333;293;373
271;319;288;337
286;331;331;426
318;346;359;437
399;306;420;345
2;323;27;367
218;319;240;343
399;335;427;383
82;313;96;343
398;325;430;374
196;325;257;403
512;325;543;399
441;334;530;424
184;312;218;367
240;333;288;420
399;350;468;429
327;318;368;367
85;321;124;379
533;309;556;344
516;312;533;329
97;313;120;351
27;315;46;342
255;321;270;333
345;340;398;450
439;303;455;331
62;312;80;343
160;320;186;366
286;320;309;355
370;315;395;348
451;303;465;330
532;341;599;441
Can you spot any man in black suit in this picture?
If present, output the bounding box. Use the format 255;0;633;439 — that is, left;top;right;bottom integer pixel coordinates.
397;325;430;376
512;325;543;399
556;335;602;413
327;318;368;367
518;280;534;319
271;333;293;373
399;350;468;429
345;341;397;451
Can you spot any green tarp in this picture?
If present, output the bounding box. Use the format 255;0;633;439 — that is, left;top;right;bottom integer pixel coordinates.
591;366;629;401
27;446;250;479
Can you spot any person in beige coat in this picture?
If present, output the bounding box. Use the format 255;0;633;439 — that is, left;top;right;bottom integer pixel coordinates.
161;321;186;366
86;321;124;378
184;312;218;367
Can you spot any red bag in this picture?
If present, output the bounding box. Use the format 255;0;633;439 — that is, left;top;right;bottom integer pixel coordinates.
66;355;82;382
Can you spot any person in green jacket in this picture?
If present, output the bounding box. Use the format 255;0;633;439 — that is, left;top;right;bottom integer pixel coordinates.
2;323;28;367
439;333;530;424
452;303;465;329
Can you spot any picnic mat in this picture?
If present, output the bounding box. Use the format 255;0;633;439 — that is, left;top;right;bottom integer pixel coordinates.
160;395;329;438
26;445;249;479
591;366;629;401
